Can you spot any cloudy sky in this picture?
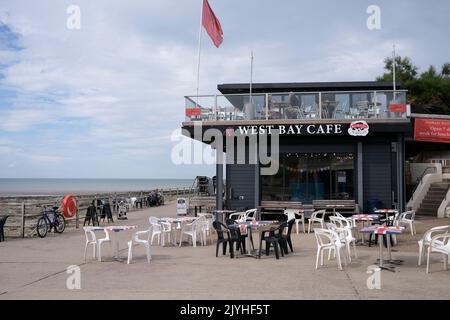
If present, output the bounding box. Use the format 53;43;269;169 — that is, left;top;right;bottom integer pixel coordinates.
0;0;449;179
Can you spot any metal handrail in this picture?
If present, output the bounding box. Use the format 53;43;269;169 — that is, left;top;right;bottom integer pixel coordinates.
184;89;408;98
410;167;438;200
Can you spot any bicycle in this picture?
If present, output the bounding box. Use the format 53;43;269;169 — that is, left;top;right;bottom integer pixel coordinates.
36;205;66;238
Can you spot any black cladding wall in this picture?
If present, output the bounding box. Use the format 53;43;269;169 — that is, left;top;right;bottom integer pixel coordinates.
363;143;393;210
226;164;256;210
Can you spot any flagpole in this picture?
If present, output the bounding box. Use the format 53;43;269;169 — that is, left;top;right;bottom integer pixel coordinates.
249;51;254;107
196;0;204;108
392;44;396;101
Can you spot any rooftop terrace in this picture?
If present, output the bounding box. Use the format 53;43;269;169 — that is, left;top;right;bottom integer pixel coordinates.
185;82;408;122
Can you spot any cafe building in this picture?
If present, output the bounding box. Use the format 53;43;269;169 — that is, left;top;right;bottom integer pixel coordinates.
182;81;412;214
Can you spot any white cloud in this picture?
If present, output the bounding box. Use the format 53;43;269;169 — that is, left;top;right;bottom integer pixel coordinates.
0;0;448;178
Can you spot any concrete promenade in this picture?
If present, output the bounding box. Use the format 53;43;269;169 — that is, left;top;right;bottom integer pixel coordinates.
1;201;449;299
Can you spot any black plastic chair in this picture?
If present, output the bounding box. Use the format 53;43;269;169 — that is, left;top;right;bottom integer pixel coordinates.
258;224;283;259
213;221;230;257
213;221;244;258
0;215;9;242
225;218;250;253
278;219;294;254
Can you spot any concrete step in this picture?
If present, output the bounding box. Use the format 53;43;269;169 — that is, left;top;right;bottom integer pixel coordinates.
426;191;448;196
422;201;442;206
429;184;450;189
428;186;449;191
417;207;438;212
416;211;436;217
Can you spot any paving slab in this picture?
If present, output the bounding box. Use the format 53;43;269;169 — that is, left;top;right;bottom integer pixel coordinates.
1;202;450;299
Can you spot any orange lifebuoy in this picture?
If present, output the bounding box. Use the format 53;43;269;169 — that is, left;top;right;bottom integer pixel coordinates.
62;195;77;219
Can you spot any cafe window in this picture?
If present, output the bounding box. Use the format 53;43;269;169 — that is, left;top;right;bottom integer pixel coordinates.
261;152;355;203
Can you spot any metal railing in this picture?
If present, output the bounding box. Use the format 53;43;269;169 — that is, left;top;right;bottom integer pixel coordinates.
184;90;408;122
410;166;438;201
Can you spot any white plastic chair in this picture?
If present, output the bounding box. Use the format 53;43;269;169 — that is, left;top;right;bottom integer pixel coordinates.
308;210;326;233
160;221;172;246
229;211;246;221
329;216;357;262
127;228;152;264
97;229;113;262
198;213;214;245
245;209;257;221
395;210;416;235
334;211;355;228
313;228;346;270
426;234;450;274
418;225;449;266
196;215;208;246
83;227;98;261
284;209;305;234
149;216;162;245
179;219;201;247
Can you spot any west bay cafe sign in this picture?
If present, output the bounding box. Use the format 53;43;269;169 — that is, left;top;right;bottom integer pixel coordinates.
228;121;370;137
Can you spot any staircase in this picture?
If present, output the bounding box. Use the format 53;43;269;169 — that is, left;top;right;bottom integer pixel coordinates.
416;179;450;217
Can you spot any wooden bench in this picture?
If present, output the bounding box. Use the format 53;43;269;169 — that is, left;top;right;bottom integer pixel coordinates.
258;201;304;221
259;201;303;210
312;200;360;215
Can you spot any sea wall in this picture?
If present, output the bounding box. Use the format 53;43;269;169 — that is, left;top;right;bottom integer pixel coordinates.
0;187;190;238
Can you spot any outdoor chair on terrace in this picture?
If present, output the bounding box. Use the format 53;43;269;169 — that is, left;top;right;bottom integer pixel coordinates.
284;209;305;234
259;223;284;259
308;209;326;233
328;217;357;262
314;228;346;270
418;225;449;266
277;219;294;254
83;226;98;262
426;233;450;274
179;218;202;247
395;210;416;235
225;218;251;252
213;221;244;259
127;228;152;264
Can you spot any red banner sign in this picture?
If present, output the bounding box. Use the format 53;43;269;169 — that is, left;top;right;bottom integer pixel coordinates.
185;108;202;117
389;103;407;113
414;118;450;143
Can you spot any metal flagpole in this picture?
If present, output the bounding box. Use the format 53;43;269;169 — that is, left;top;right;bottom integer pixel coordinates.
392;44;396;101
196;0;204;108
249;51;254;107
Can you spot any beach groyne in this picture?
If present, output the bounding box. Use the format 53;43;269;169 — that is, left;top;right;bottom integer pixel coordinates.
0;187;190;238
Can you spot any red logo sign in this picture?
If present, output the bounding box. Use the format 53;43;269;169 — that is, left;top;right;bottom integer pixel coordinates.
348;120;369;136
389;103;407;113
414;118;450;143
185;108;202;117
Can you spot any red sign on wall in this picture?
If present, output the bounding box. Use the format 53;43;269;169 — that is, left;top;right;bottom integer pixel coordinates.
185;108;202;117
389;103;407;113
414;118;450;143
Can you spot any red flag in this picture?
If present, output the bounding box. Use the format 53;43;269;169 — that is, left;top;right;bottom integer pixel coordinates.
202;0;223;48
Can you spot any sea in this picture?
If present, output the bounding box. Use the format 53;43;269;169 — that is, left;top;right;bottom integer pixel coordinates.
0;178;194;196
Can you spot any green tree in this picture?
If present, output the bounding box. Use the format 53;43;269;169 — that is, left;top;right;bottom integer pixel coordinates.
376;56;418;83
377;56;450;115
